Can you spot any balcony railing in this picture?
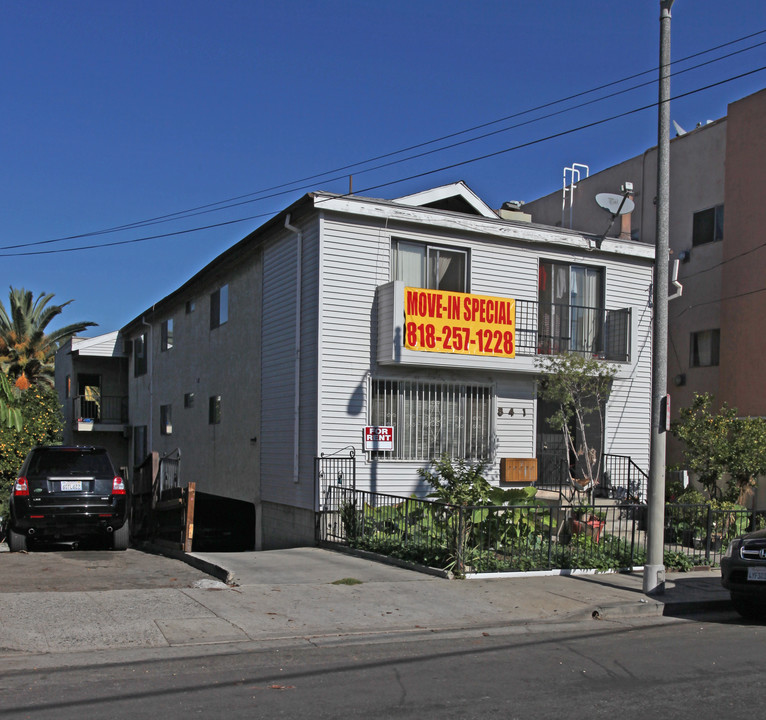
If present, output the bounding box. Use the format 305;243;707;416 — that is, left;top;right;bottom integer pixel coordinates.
515;300;631;362
73;395;128;425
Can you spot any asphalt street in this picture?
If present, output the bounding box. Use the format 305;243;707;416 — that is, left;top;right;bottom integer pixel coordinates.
0;610;760;720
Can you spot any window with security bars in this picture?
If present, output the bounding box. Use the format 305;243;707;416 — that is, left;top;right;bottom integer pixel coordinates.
369;378;493;460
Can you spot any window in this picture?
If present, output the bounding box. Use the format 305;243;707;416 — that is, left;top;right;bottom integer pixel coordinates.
160;404;172;435
391;239;467;292
369;378;493;460
210;285;229;329
692;205;724;247
690;329;720;367
185;299;195;314
134;333;147;377
538;261;604;355
133;426;147;466
184;393;195;408
209;395;222;424
161;319;173;351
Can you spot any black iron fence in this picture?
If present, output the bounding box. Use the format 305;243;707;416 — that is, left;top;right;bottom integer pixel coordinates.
532;452;647;503
317;486;761;576
535;452;568;492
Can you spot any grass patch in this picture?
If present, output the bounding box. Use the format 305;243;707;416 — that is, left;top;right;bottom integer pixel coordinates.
331;577;363;585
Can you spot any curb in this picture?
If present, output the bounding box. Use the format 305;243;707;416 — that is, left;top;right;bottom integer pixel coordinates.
140;542;235;584
591;597;731;620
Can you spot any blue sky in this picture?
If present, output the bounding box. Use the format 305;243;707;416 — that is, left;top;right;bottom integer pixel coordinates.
2;0;765;334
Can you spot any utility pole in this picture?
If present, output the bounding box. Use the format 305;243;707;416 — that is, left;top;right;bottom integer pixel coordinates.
644;0;674;595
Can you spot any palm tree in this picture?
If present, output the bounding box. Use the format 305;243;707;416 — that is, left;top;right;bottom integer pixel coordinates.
0;287;96;389
0;372;21;429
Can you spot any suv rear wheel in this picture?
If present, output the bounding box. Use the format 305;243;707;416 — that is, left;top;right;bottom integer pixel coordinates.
7;527;27;552
111;520;130;551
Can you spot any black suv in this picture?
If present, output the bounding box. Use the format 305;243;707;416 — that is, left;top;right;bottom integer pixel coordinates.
721;528;766;618
7;446;130;551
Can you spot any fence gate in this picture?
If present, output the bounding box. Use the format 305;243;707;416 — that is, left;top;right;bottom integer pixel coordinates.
315;448;356;542
315;447;356;511
157;448;182;498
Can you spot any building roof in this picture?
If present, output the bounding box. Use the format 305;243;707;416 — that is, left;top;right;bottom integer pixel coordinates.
69;331;124;357
122;182;654;333
394;181;499;218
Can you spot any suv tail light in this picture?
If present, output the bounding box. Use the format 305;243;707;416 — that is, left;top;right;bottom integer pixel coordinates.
13;477;29;497
111;476;126;495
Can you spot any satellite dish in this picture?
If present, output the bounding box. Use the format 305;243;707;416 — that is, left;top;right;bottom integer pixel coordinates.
596;193;635;216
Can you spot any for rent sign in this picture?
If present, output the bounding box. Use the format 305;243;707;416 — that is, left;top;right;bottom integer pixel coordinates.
363;426;394;452
404;287;516;359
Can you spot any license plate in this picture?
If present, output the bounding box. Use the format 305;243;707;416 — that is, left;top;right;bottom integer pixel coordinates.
747;566;766;582
60;480;82;491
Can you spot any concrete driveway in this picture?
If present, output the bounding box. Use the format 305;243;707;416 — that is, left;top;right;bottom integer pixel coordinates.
191;546;435;586
0;546;212;592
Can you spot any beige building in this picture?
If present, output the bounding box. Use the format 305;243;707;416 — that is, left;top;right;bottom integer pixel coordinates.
524;87;766;479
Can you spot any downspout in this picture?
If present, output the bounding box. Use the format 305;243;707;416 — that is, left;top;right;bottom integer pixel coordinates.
142;313;153;456
284;215;302;484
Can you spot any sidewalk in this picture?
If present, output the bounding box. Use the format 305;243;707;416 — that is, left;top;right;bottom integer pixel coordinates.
0;546;731;657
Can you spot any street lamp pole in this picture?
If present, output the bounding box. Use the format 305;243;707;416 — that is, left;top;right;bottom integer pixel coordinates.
644;0;674;595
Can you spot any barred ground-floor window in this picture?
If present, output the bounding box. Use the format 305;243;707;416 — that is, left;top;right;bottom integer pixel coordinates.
369;378;494;461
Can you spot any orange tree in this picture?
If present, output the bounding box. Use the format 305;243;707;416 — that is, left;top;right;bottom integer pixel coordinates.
0;385;62;517
669;392;766;502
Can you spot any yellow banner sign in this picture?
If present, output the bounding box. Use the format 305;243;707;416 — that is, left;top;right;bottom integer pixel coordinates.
404;287;516;358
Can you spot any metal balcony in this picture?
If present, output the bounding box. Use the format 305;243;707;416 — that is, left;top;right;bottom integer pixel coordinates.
72;395;128;428
515;300;631;362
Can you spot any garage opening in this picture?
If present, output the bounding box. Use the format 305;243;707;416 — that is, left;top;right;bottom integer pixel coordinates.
192;493;255;552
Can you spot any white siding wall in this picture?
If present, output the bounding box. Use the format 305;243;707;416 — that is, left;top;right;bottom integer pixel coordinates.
526;245;654;471
317;211;653;495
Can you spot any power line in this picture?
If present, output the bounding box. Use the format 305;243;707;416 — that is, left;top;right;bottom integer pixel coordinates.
675;237;766;284
2;63;765;258
346;65;766;199
673;284;766;318
2;29;764;253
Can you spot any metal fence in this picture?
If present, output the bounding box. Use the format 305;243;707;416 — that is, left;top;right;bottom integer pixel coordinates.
317;486;760;575
529;452;647;503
